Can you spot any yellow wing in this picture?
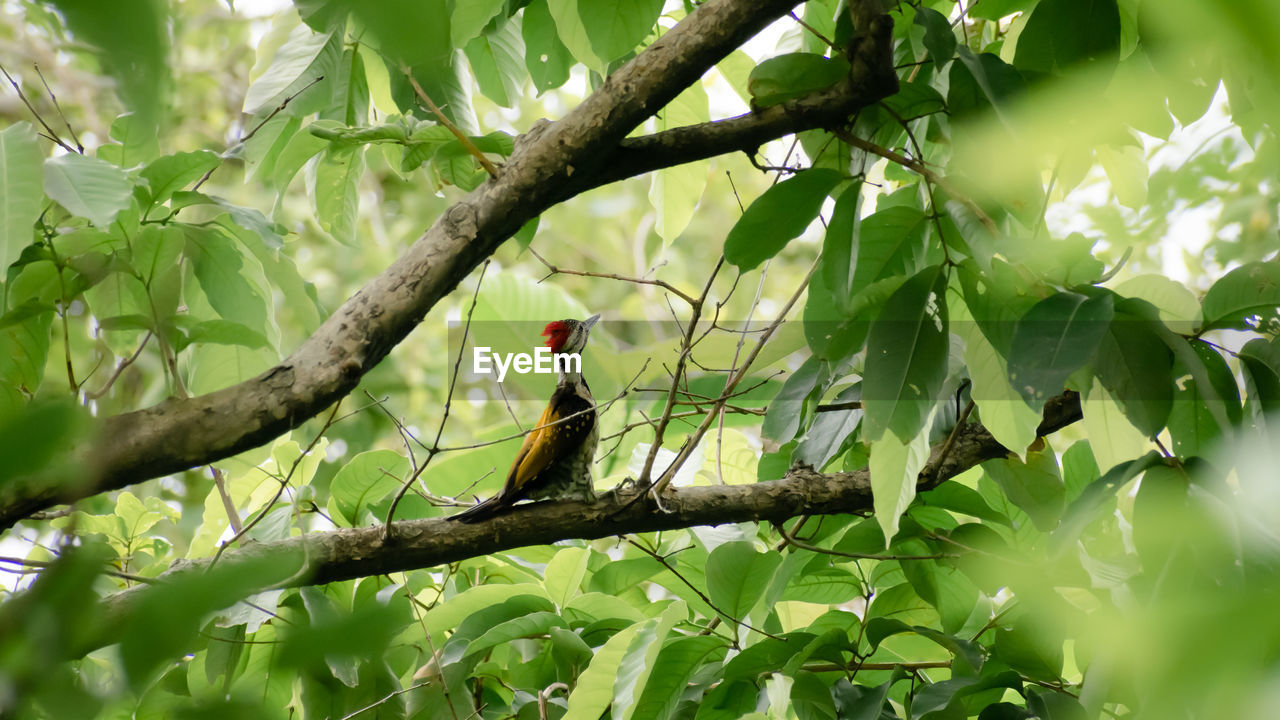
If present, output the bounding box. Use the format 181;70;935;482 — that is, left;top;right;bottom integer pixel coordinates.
501;389;594;499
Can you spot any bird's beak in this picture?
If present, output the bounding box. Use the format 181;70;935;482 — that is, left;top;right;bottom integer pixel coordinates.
584;314;600;331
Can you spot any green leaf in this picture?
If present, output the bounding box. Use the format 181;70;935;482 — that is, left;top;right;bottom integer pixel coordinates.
243;26;339;116
0;123;45;277
175;319;271;352
1240;337;1280;414
724;169;844;271
957;301;1041;457
451;0;506;47
832;674;903;720
1112;273;1202;334
863;264;949;442
869;415;932;544
43;154;134;228
992;617;1063;682
131;225;183;285
466;611;568;657
705;541;783;619
983;451;1066;531
184;227;271;336
1200;260;1280;331
791;670;838;720
1013;0;1121;75
465;18;527;108
915;8;957;66
649;81;710;247
328;449;409;526
138;150;219;208
1092;306;1174;437
613;602;683;720
851;205;931;291
46;0;168;128
748;53;851;108
630;636;728;720
579;0;664;66
1007;291;1114;407
820;184;861;310
562;619;645;720
545;546;591;607
968;0;1036;21
795;383;862;470
524;0;574;93
312;144;365;245
950;48;1025;116
0;308;53;416
780;568;862;604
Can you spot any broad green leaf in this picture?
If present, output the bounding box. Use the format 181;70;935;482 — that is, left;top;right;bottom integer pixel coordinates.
1200;260;1280;331
820;183;861;309
0;308;53;416
748;53;851;108
465;611;567;657
562;620;645;720
1240;337;1280;415
969;0;1036;21
795;384;862;470
138;150;219;208
862;264;949;442
422;583;551;639
613;601;684;720
724;168;844;271
852;205;931;292
244;26;338;115
915;8;957;66
0;123;44;276
649;81;710;248
547;0;606;74
950;48;1025;117
780;568;861;604
106;112;161;167
184;227;271;335
957;301;1040;458
545;546;591;607
1112;273;1201;333
790;670;837;720
451;0;506;47
1013;0;1121;75
984;451;1066;531
328;449;409;526
310;144;364;245
630;636;727;720
992;617;1063;681
1007;291;1114;407
762;357;821;444
524;0;574;93
43;154;134;229
579;0;664;66
465;18;527;108
1080;378;1148;470
705;541;782;619
869;410;932;544
1093;307;1174;437
131;225;183;286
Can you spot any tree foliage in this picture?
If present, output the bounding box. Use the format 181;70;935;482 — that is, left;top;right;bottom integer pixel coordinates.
1;0;1279;718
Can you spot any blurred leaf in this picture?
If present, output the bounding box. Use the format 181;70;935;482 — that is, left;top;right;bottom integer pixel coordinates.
984;450;1066;531
0;309;53;417
43;154;134;229
650;81;710;248
0;123;44;279
915;8;957;66
724;169;844;271
46;0;168;128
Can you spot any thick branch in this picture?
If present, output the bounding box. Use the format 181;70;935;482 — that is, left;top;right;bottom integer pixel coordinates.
4;0;875;530
95;392;1081;640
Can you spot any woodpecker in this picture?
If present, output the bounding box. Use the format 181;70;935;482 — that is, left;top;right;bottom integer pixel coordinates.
449;314;601;522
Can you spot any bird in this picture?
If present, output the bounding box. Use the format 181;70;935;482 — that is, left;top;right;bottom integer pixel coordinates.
449;314;601;522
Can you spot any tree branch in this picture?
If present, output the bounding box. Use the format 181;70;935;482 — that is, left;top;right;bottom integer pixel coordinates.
4;0;881;530
93;391;1082;647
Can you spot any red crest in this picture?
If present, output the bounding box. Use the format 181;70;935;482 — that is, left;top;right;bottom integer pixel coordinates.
541;321;570;353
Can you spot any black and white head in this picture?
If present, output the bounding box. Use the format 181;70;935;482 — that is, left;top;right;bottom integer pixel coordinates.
541;314;600;355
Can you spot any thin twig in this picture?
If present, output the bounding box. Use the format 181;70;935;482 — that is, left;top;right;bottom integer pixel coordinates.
384;261;490;535
212;467;244;536
34;63;82;152
529;247;697;307
829;128;996;234
0;63;77;153
403;69;500;178
86;331;152;400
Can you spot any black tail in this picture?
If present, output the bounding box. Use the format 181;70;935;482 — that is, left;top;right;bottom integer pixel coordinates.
447;496;511;523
